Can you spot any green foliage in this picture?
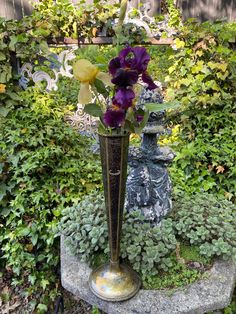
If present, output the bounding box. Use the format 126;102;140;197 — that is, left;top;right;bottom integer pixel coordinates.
143;258;204;290
223;298;236;314
166;20;236;200
92;306;102;314
180;244;210;265
147;45;175;83
0;86;102;306
172;192;236;260
166;0;182;27
58;192;177;278
114;23;148;46
32;0;119;39
58;191;236;283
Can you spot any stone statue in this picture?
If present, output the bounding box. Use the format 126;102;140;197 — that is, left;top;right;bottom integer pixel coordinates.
126;87;175;224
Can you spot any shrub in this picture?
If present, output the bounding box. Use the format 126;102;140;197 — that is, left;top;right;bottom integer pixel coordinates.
0;86;102;306
165;21;236;200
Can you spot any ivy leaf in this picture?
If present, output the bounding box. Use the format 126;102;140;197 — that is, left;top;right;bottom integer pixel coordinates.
0;52;6;61
28;275;36;285
216;165;225;174
0;183;7;201
37;303;47;312
0;106;11;117
41;279;49;290
174;38;185;49
83;103;102;117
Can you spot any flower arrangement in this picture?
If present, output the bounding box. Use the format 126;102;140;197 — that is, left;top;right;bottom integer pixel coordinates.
73;45;158;134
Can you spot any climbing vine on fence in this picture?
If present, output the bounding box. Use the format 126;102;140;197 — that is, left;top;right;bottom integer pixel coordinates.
166;20;236;200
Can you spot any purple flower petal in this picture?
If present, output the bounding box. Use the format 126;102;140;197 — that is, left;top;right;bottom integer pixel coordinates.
103;108;126;128
142;72;157;90
132;47;150;73
118;46;150;74
119;46;133;68
109;57;121;76
111;68;139;87
113;88;135;109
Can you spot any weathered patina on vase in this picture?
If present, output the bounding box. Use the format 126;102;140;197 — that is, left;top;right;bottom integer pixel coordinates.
89;133;141;302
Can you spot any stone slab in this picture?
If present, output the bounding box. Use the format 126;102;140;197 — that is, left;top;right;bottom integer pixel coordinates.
61;236;236;314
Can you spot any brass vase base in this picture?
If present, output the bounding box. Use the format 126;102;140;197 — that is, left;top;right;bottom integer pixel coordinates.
89;262;141;302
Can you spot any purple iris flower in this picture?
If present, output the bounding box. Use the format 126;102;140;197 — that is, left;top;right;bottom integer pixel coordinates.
108;57;121;76
103;108;126;128
142;72;157;90
112;88;135;109
119;46;151;74
109;46;155;90
111;68;139;87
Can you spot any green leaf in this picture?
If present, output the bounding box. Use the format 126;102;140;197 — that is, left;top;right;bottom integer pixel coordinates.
84;103;102;117
145;100;180;112
94;78;108;96
31;234;38;246
133;109;149;134
41;279;49;290
28;275;36;285
52;209;61;217
37;303;47;313
0;106;11;117
0;183;7;201
0;52;6;61
124;119;135;133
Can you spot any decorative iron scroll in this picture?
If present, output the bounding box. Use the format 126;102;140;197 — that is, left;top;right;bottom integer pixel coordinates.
19;49;76;91
19;48;98;133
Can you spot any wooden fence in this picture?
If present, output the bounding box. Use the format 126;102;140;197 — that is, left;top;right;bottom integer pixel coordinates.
0;0;235;22
177;0;236;22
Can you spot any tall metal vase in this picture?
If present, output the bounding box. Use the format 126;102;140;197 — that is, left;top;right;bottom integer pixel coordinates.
89;133;141;301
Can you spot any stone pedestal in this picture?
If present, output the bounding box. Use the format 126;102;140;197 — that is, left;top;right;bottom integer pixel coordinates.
61;237;236;314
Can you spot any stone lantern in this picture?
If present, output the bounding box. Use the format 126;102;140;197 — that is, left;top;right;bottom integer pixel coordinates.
126;86;175;224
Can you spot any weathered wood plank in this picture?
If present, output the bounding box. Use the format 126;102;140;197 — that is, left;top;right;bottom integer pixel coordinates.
178;0;236;21
0;0;35;20
47;36;174;46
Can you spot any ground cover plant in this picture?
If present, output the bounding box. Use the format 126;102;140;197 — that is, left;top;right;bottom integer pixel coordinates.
58;191;236;289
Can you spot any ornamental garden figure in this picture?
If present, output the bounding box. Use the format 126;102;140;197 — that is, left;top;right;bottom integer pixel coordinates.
126;87;175;224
